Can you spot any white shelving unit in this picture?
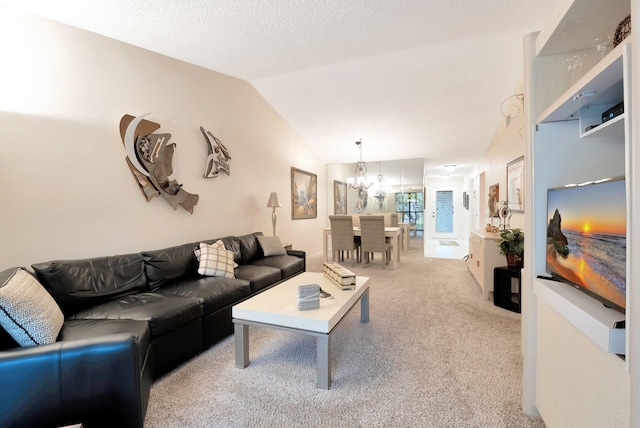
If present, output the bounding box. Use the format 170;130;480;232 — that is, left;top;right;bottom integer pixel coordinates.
523;0;634;425
533;40;630;358
534;279;625;354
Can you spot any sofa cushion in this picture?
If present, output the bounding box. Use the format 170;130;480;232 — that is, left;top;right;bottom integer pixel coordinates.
60;318;151;370
234;264;281;293
195;243;235;278
256;235;287;257
251;255;305;279
69;293;202;338
31;253;147;315
156;276;251;315
142;243;199;290
0;267;64;347
237;232;263;264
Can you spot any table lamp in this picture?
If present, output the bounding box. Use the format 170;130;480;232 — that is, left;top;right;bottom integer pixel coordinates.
267;192;282;236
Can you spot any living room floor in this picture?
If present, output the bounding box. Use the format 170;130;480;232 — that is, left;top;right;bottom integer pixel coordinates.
419;233;469;260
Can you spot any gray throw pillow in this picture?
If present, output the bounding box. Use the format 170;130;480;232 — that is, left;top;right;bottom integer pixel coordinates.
257;236;287;257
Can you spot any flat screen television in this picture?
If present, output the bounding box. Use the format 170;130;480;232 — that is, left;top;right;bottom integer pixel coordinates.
546;176;626;314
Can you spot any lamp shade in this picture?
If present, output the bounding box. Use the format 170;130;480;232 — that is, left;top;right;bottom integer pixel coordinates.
267;192;281;208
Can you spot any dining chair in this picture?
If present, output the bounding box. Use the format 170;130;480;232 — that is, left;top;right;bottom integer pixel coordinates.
390;213;399;227
359;215;392;268
329;215;360;266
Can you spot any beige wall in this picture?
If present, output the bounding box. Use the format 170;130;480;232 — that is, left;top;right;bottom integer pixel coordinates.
0;7;325;270
469;81;526;231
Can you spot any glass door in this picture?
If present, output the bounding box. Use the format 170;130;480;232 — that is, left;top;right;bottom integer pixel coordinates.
431;188;456;239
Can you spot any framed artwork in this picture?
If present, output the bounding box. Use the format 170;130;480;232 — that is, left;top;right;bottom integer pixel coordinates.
333;180;347;214
489;183;499;217
291;167;317;219
506;156;525;213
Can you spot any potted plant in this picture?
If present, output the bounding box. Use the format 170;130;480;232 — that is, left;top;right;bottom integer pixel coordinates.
497;228;524;268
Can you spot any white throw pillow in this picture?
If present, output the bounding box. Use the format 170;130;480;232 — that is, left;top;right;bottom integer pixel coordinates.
196;243;236;278
257;235;287;257
0;267;64;347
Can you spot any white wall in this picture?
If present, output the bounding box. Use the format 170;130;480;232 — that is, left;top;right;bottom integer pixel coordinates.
0;7;325;270
469;82;526;232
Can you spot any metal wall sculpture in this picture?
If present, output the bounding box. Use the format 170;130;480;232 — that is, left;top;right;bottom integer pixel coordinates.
200;126;231;178
118;114;199;214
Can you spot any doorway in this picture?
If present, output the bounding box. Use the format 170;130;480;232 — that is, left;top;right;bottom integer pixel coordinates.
431;187;456;239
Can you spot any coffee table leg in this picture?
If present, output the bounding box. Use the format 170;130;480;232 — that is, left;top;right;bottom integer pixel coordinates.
317;334;331;389
234;323;249;368
360;289;370;323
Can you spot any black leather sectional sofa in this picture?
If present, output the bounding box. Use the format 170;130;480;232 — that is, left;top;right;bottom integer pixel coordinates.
0;232;305;428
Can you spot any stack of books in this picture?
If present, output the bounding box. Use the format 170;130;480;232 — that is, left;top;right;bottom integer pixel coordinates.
322;262;356;289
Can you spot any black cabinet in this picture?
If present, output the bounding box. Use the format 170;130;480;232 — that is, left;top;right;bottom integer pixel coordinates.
493;266;521;313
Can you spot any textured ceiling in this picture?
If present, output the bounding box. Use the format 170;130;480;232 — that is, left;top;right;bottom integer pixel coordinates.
1;0;559;177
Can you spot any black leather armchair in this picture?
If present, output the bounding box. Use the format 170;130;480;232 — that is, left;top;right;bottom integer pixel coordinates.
0;333;146;428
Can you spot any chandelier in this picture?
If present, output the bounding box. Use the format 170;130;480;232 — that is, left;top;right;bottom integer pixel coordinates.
346;140;373;203
372;163;388;212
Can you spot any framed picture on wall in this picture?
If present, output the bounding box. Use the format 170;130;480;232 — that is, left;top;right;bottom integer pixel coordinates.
506;156;525;213
291;167;317;219
333;180;347;214
489;183;499;217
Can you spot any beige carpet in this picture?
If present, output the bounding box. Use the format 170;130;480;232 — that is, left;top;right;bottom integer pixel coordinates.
144;247;545;428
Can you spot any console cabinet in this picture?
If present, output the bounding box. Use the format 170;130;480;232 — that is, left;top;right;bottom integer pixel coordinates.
467;230;504;300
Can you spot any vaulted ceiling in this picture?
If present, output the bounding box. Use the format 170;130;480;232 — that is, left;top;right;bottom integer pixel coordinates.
1;0;559;177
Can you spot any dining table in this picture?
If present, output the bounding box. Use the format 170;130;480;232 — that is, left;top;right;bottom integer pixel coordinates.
323;226;402;268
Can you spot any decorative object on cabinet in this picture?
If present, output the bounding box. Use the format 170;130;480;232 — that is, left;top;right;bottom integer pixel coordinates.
485;224;499;234
118;114;199;213
346;140;373;207
488;183;499;217
200;126;231;178
333;180;347;214
506;156;524;213
267;192;281;236
497;200;512;230
291;167;317;220
613;14;630;47
496;228;524;269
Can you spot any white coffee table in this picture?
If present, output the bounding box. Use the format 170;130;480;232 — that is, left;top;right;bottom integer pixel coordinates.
232;271;370;389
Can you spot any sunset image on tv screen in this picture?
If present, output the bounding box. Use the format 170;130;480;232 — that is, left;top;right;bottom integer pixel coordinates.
546;178;626;310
